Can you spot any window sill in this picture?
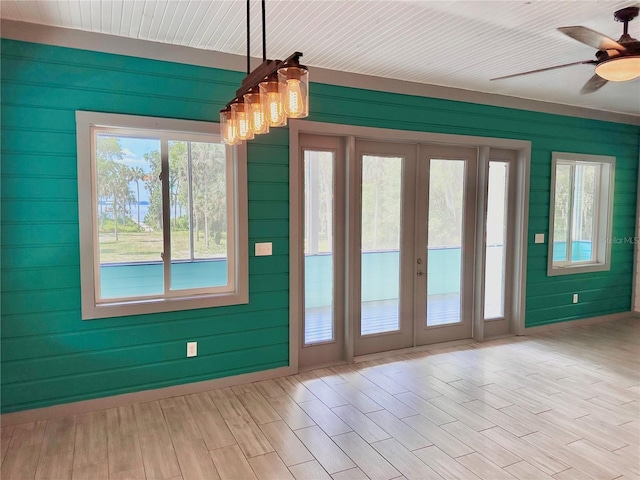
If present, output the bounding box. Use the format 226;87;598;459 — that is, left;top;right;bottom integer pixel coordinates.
83;291;249;320
547;262;610;277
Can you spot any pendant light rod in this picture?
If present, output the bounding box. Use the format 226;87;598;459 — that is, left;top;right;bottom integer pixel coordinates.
262;0;267;62
246;0;251;74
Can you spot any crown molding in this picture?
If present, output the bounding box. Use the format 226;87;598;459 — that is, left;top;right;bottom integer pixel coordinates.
2;19;639;126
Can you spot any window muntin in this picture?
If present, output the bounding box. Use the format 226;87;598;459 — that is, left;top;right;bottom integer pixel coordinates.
77;112;247;319
548;152;614;276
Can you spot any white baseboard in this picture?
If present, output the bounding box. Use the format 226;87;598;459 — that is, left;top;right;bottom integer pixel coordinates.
524;311;635;335
1;365;296;426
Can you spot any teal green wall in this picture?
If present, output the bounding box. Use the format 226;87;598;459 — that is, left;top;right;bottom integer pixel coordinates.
2;38;639;413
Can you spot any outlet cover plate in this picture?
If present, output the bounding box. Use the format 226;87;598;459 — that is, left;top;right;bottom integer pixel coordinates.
187;341;197;357
534;233;545;244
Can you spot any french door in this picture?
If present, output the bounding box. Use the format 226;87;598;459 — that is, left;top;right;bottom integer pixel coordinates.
297;135;515;365
353;142;477;355
353;141;417;355
413;146;477;346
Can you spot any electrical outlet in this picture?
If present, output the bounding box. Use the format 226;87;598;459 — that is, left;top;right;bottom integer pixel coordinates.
534;233;545;244
573;294;578;304
187;341;197;357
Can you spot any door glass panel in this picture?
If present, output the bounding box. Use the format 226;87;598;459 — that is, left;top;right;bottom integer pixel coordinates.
361;155;402;335
304;150;335;344
485;161;508;319
426;159;465;326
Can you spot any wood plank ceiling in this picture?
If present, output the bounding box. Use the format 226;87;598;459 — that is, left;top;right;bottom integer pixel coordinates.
2;0;639;117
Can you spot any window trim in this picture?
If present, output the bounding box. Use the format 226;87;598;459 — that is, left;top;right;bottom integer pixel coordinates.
76;111;248;319
547;151;615;277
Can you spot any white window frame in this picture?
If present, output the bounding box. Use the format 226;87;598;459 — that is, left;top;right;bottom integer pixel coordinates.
76;111;248;319
548;152;615;276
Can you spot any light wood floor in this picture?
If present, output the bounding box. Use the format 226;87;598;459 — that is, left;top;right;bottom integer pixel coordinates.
2;318;639;480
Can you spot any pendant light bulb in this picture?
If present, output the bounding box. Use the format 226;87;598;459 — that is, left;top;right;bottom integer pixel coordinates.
286;79;303;117
259;73;287;127
220;108;239;145
230;100;255;141
278;64;309;119
244;88;269;135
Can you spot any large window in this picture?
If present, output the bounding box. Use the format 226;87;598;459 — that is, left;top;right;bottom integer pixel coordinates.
77;112;247;319
548;152;615;276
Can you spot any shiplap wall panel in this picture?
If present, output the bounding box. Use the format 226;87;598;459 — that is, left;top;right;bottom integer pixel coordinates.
1;39;290;413
2;37;639;414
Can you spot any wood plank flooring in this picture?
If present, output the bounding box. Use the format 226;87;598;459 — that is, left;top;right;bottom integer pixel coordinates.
2;318;639;480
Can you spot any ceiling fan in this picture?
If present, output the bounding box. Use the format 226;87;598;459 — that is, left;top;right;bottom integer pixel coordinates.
491;6;640;94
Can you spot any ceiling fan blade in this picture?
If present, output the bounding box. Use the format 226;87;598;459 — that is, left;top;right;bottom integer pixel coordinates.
558;26;626;51
580;74;608;94
490;60;595;81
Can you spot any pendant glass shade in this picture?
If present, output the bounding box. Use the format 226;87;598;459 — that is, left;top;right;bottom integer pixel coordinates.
244;89;269;135
278;65;309;118
220;108;238;145
595;56;640;81
230;101;255;141
259;74;287;127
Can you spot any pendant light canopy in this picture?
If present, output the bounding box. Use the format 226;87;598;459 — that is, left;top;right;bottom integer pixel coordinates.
220;0;309;145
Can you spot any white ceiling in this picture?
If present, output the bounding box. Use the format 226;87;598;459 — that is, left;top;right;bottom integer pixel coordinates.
2;0;639;117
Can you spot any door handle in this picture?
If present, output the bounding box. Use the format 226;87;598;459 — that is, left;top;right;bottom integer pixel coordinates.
417;270;423;276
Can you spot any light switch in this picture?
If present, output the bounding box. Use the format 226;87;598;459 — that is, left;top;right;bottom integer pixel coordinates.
255;242;273;256
534;233;545;244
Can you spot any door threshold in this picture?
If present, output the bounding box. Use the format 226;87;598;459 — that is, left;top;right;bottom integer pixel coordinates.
352;338;480;364
298;358;351;373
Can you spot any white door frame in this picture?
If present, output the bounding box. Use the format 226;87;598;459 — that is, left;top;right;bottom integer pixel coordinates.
289;120;531;369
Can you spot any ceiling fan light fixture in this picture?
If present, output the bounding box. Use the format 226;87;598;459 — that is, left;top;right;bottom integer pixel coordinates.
595;56;640;81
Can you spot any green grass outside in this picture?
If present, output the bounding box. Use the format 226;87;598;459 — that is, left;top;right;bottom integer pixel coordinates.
99;230;227;263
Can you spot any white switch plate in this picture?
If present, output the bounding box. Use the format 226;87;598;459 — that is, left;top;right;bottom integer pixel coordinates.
255;242;273;256
187;341;197;357
573;294;578;304
534;233;545;244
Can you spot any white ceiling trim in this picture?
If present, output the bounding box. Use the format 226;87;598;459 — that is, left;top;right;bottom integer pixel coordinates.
2;19;639;126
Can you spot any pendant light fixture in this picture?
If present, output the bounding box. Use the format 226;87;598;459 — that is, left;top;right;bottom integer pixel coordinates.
221;0;309;145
